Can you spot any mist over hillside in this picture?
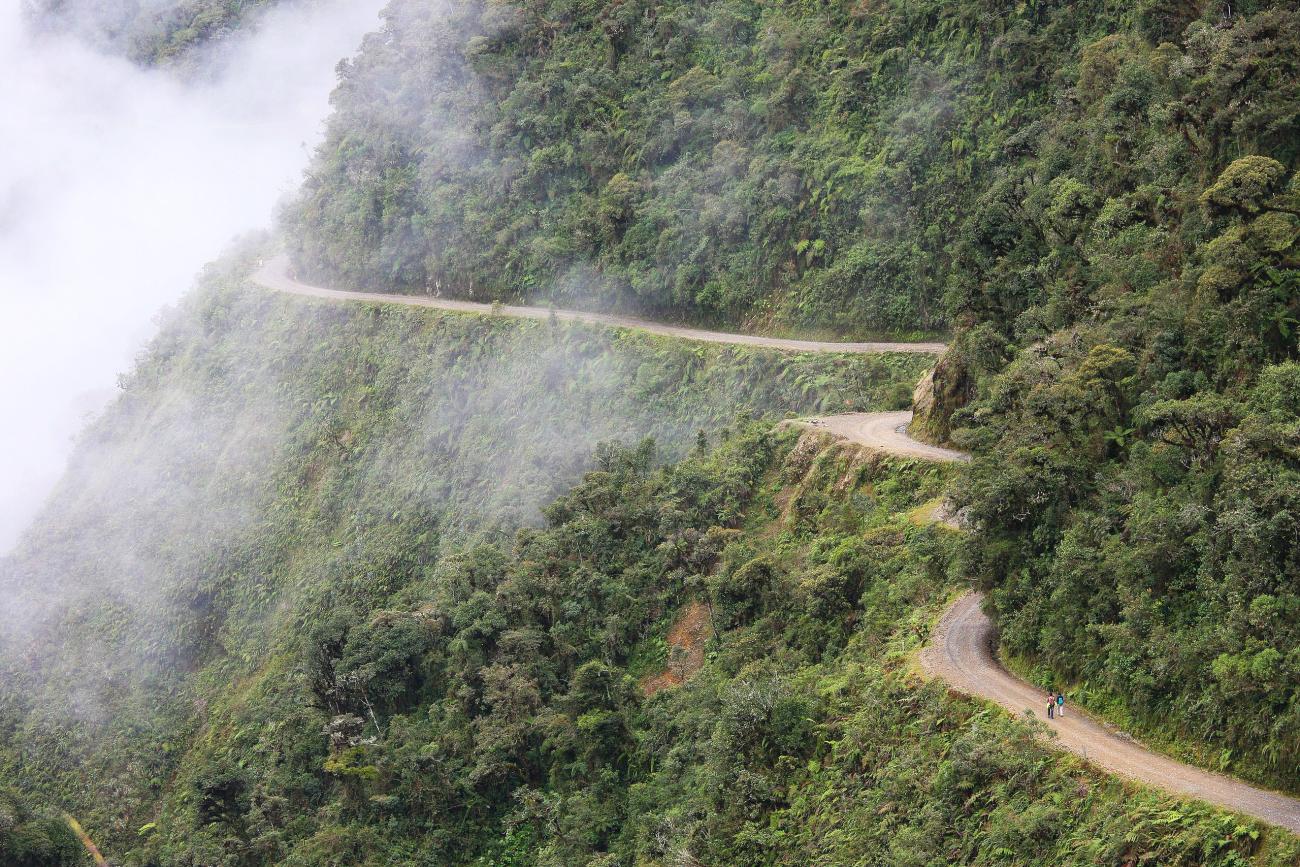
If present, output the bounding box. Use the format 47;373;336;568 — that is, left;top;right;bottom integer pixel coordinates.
3;0;1300;864
0;0;380;551
285;0;1300;794
24;0;279;63
286;0;996;336
0;254;932;861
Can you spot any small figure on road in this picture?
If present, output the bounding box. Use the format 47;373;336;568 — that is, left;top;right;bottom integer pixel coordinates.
1056;692;1065;718
1047;691;1055;720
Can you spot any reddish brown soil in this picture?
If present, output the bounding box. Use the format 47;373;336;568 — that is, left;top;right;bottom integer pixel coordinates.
641;600;714;696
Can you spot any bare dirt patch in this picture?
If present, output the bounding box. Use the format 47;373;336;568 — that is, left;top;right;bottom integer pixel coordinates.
641;600;715;696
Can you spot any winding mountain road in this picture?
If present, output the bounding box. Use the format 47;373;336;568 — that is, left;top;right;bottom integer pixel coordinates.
922;594;1300;834
790;410;970;462
251;256;947;355
252;254;1300;834
829;422;1300;834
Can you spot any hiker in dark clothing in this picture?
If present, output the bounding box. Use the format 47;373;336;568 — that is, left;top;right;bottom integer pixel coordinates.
1047;691;1055;719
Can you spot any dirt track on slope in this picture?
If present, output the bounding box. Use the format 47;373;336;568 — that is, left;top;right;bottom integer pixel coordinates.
921;593;1300;834
792;410;1300;834
789;410;970;459
251;256;946;355
252;254;1300;835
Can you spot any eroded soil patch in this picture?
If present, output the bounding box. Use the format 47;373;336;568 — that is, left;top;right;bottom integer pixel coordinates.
641;599;715;696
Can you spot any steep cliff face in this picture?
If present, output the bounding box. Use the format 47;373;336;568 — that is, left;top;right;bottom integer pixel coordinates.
909;351;976;446
0;251;930;857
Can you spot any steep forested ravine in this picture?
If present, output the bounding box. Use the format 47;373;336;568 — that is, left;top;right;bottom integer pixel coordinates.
223;256;1300;836
286;0;1105;337
0;252;925;862
2;249;1299;865
244;256;1300;835
287;0;1300;802
5;0;1300;863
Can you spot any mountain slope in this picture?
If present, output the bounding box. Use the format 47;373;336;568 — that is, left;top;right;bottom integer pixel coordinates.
285;0;1144;336
935;7;1300;792
25;0;279;63
7;304;1299;863
4;0;1300;862
287;0;1300;795
0;249;928;859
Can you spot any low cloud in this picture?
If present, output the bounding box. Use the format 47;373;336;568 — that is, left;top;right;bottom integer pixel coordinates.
0;0;383;550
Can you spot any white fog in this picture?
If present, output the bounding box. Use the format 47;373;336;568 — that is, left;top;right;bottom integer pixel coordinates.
0;0;383;550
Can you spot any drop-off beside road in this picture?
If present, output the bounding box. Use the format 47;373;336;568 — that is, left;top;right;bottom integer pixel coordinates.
252;255;1300;836
253;256;947;355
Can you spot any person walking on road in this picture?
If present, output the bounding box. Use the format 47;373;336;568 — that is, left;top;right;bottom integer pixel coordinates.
1056;692;1065;718
1047;691;1055;720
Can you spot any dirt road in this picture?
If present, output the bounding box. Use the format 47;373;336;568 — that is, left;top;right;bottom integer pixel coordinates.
791;410;970;459
921;593;1300;834
798;411;1300;833
253;255;1300;834
251;256;946;355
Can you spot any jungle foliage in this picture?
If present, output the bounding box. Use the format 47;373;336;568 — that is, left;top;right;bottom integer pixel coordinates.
284;0;1141;337
7;364;1297;864
285;0;1300;796
110;430;1300;866
938;3;1300;792
0;789;81;867
0;252;924;862
25;0;278;63
3;249;1292;863
7;0;1300;861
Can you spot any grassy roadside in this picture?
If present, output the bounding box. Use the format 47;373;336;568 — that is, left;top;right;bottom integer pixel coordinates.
1000;650;1300;800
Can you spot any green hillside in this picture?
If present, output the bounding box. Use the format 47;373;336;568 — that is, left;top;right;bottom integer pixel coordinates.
3;260;1295;862
4;0;1300;862
27;0;279;63
287;0;1103;337
940;10;1300;790
0;249;930;861
287;0;1300;793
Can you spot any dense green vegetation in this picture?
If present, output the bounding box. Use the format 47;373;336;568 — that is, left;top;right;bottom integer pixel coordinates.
0;250;927;861
285;0;1292;341
286;0;1300;796
935;6;1300;791
287;0;1109;336
27;0;278;63
9;0;1300;861
102;429;1300;865
0;789;81;866
7;331;1298;863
